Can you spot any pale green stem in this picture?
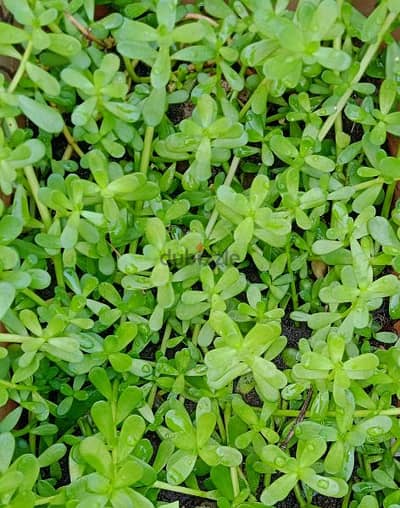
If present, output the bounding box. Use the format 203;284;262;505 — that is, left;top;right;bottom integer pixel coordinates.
0;378;37;391
205;155;240;238
5;118;52;229
239;78;268;119
22;288;48;307
7;40;33;94
140;126;155;175
318;10;398;142
275;407;400;418
294;483;307;508
154;481;219;501
147;324;172;408
231;466;241;498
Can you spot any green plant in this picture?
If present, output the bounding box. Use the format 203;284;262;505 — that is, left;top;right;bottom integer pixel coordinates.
0;1;400;507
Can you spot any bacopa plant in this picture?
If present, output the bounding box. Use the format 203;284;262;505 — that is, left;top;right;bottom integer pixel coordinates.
1;0;400;507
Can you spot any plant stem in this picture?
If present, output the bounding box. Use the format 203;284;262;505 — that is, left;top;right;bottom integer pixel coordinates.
382;181;396;218
184;12;218;27
205;155;240;238
63;125;84;158
5;118;53;229
0;379;37;391
318;10;398;143
22;288;48;307
132;125;155;222
231;466;241;498
8;40;33;94
192;323;201;346
294;483;307;508
280;387;312;449
286;243;299;311
341;481;352;508
53;254;66;289
153;481;219;501
122;56;150;83
205;77;271;240
64;12;106;47
391;438;400;455
147;324;172;408
35;495;64;506
62;144;73;161
275;407;400;418
353;178;383;191
160;323;172;355
239;78;268;119
140;126;155;175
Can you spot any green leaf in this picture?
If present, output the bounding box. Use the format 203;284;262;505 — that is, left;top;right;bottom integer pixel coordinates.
301;468;348;497
91;401;114;444
80;435;113;477
0;22;28;44
18;96;63;133
297;438;326;468
379;79;397;115
8;140;45;168
47;33;82;57
305;155;335;173
167;450;197;485
270;135;298;161
143;86;166;127
172;45;216;62
314;47;351;71
118;415;146;461
204;0;234;17
38;444;66;468
368;216;400;250
312;240;343;255
261;473;298;506
71;97;97;126
26;63;61;96
0;433;15;474
151;45;171;89
380;157;400;182
3;0;34;25
89;367;112;400
117;41;157;66
0;216;23;243
0;282;16;320
352;184;382;213
156;0;177;31
173;23;205;43
365;274;400;299
197;413;216;448
113;19;158;43
220;61;244;91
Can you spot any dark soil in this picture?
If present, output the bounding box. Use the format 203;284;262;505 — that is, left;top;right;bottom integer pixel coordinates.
281;314;311;348
275;491;342;508
168;101;195;124
158;491;216;508
372;299;392;331
242;388;263;407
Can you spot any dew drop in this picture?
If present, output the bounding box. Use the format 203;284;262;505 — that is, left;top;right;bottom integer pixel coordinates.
275;457;286;467
367;426;382;437
317;479;329;489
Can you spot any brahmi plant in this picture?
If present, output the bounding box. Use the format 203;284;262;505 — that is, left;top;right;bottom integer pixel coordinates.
1;0;400;507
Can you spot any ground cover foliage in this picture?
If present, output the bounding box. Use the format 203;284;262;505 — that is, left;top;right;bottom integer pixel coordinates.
1;0;400;506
